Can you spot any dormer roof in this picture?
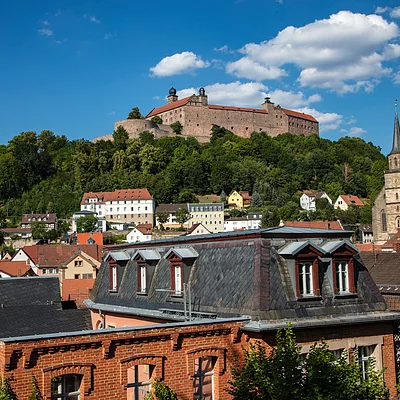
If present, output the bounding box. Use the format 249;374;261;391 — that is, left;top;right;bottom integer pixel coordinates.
165;247;199;259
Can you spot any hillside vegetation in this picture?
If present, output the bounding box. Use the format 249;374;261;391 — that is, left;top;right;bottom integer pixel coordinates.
0;126;387;224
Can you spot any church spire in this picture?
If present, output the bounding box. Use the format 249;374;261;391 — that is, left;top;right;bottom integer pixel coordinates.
390;100;400;155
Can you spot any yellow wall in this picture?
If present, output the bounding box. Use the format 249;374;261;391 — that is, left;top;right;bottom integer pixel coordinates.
228;191;243;208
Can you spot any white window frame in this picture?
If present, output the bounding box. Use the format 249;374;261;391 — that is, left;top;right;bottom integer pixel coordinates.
111;265;118;291
359;345;376;381
299;262;313;296
336;261;349;293
175;265;182;295
140;265;147;293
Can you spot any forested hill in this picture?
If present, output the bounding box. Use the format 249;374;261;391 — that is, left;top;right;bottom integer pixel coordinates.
0;126;387;221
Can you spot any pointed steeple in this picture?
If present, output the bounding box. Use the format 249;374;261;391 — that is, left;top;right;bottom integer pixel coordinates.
390;100;400;155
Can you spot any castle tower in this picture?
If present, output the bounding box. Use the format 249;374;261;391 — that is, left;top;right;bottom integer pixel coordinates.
167;87;178;103
261;96;275;114
198;87;208;106
372;103;400;244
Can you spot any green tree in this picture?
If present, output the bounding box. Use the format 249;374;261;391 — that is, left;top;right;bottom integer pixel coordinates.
175;188;198;203
28;375;42;400
31;221;47;240
0;375;14;400
170;121;183;135
113;125;129;151
220;190;227;204
260;206;280;228
229;325;389;400
251;191;263;207
151;116;163;124
127;107;143;119
144;378;177;400
176;207;190;227
76;215;98;233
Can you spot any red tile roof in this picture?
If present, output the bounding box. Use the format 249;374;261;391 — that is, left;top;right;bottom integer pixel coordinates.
281;108;318;123
21;213;57;224
145;98;318;123
356;243;383;252
283;220;343;230
20;244;103;267
61;278;96;305
146;96;192;118
135;224;153;235
239;191;251;201
338;195;364;206
1;228;32;234
77;232;103;245
0;261;36;277
81;189;153;205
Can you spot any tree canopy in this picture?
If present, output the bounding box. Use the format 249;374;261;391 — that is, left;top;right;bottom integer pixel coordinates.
0;128;386;226
229;325;389;400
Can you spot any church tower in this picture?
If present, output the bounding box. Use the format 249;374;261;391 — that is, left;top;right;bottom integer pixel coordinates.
372;104;400;244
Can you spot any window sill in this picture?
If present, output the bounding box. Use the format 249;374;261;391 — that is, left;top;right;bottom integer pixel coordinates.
136;292;148;296
334;293;358;299
109;289;118;293
297;296;322;302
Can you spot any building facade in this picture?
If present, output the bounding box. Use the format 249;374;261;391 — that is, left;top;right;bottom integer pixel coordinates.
187;202;224;232
80;189;155;227
113;88;319;143
373;110;400;244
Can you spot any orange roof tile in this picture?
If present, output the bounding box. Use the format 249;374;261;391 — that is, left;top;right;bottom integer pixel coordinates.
338;195;364;206
0;261;36;277
281;108;318;123
81;189;153;205
146;96;192;118
135;224;153;235
283;221;343;230
356;243;383;252
77;232;103;245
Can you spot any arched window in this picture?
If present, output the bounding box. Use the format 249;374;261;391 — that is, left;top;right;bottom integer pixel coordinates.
397;218;400;228
382;210;387;232
390;158;393;169
395;158;398;168
51;374;82;400
396;193;399;200
127;364;154;399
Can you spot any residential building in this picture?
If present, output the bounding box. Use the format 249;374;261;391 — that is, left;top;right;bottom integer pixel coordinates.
111;88;319;143
357;224;374;244
80;188;155;227
127;224;153;243
183;222;211;236
187;202;224;232
224;212;262;232
1;227;32;240
228;190;252;209
373;109;400;244
334;194;364;211
72;210;107;233
300;191;332;212
0;228;399;399
155;203;188;229
76;232;103;245
21;213;57;230
0;261;36;277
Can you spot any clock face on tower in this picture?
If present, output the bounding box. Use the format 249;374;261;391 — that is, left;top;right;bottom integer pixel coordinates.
394;177;400;186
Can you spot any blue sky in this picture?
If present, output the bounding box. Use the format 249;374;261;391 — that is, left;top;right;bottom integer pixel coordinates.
1;0;400;154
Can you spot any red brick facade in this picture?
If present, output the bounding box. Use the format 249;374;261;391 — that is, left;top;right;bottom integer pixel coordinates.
0;320;397;399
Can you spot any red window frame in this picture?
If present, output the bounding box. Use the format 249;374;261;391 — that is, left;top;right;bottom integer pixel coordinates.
167;252;184;296
332;249;356;295
295;257;320;297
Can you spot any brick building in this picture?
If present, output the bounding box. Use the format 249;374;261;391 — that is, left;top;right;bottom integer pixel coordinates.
1;228;399;399
373;108;400;244
114;87;319;143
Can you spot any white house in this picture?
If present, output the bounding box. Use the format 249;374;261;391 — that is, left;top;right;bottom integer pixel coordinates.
71;210;107;233
224;212;262;232
334;195;364;211
300;191;332;212
80;189;155;227
184;223;211;236
126;224;153;243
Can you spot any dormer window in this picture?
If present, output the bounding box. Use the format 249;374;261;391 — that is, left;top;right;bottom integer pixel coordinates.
279;241;325;299
133;249;161;296
138;263;147;294
165;247;199;297
335;261;349;293
105;251;130;293
110;262;118;292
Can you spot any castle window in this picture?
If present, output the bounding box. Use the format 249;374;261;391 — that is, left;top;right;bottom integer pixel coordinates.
381;210;387;232
395;158;398;168
397;193;399;200
246;127;248;130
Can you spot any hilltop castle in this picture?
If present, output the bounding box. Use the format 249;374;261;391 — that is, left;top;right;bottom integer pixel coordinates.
109;87;319;143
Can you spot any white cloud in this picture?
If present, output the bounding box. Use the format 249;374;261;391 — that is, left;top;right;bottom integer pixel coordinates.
375;6;390;14
43;20;49;26
55;9;62;16
54;38;67;45
177;81;268;107
267;89;322;108
391;7;400;18
228;11;399;92
104;32;113;40
227;58;287;81
296;107;343;132
84;13;100;23
38;28;54;36
340;126;367;137
213;45;234;54
150;52;210;77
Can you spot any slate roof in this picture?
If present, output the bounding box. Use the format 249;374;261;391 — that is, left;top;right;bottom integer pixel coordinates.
390;109;400;155
21;213;57;224
0;277;91;338
361;252;400;286
90;229;388;324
